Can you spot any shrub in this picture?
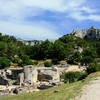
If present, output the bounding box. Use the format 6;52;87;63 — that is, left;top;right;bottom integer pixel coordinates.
64;71;87;83
67;51;81;65
13;57;21;64
87;63;100;74
44;61;52;67
20;55;34;67
52;59;59;65
33;61;38;65
78;72;88;80
0;57;11;69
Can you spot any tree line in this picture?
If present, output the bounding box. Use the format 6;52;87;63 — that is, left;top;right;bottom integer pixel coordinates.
0;33;100;69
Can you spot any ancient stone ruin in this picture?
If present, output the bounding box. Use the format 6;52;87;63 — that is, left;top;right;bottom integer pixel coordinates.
0;64;85;96
18;65;60;89
0;65;61;96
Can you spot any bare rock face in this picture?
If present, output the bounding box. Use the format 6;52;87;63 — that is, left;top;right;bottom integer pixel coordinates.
71;26;100;39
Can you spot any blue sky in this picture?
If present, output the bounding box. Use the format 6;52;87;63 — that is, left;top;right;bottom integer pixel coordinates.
0;0;100;40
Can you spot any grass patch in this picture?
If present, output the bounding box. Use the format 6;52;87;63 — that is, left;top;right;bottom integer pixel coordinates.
0;72;100;100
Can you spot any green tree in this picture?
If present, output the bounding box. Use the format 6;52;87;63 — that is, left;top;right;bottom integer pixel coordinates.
81;48;97;65
20;55;33;67
51;41;66;61
87;63;100;74
0;57;11;69
0;42;7;57
44;61;52;67
67;51;81;65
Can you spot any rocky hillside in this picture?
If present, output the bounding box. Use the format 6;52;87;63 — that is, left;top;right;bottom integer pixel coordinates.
71;26;100;39
18;39;43;46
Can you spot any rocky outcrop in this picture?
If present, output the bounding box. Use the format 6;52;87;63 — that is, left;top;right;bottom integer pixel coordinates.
37;82;53;89
18;39;43;46
71;26;100;39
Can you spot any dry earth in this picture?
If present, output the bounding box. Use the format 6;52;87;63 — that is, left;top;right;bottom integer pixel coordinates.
74;77;100;100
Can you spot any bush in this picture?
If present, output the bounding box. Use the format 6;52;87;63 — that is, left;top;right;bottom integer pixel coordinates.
52;59;59;65
33;61;38;65
44;61;52;67
20;55;34;67
78;72;88;80
87;63;100;74
0;57;11;69
12;57;21;64
20;60;34;67
64;71;87;83
67;51;81;65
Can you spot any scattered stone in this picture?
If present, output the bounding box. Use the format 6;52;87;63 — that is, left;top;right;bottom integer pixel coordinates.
54;90;60;93
37;82;53;90
13;88;27;94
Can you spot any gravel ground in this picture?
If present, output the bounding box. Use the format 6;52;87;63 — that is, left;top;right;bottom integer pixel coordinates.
75;77;100;100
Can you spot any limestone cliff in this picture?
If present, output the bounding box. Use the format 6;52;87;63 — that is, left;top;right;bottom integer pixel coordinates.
71;26;100;39
18;39;43;46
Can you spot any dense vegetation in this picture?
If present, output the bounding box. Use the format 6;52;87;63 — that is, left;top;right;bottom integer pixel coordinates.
0;33;100;69
64;72;88;83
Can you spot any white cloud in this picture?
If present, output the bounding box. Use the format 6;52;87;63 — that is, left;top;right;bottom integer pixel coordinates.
0;20;61;40
89;15;100;22
0;0;89;20
80;7;96;13
0;0;66;40
69;12;100;22
0;0;99;40
66;1;100;22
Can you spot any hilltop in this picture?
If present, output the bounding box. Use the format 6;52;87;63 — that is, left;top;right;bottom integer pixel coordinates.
71;26;100;39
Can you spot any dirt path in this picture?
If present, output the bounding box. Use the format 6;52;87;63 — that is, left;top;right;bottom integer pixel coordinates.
75;77;100;100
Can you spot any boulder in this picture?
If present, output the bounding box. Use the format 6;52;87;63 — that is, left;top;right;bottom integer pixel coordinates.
37;82;53;90
38;67;60;84
13;87;27;94
54;90;60;93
